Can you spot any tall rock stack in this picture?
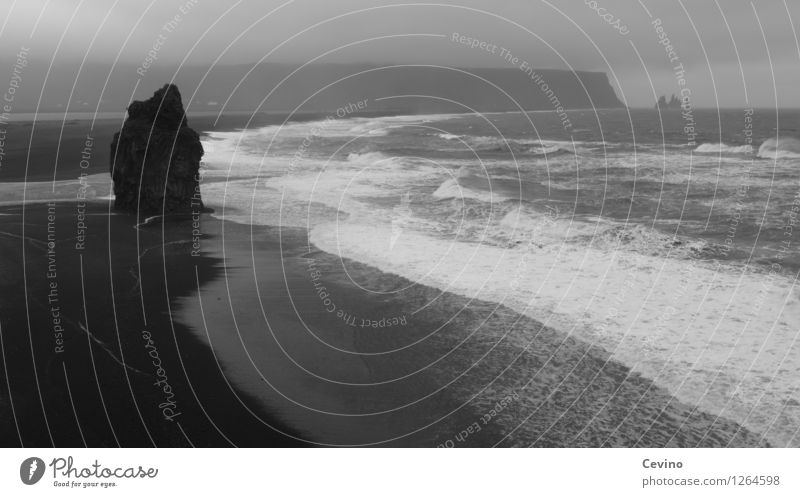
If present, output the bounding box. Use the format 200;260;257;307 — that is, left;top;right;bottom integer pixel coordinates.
110;84;204;214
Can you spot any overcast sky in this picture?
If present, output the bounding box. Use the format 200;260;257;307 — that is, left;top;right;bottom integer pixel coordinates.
2;0;800;107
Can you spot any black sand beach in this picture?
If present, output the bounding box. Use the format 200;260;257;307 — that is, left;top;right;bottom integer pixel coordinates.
0;201;305;446
0;191;770;447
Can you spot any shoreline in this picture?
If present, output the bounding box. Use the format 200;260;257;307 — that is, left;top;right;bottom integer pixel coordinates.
0;201;305;447
0;106;639;182
0;198;771;446
174;210;770;447
2;106;777;183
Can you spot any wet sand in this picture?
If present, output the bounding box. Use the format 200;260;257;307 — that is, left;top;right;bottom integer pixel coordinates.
0;201;303;446
174;214;770;447
0;198;771;446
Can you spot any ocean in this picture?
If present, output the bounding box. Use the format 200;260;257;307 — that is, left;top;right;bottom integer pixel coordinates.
199;107;800;447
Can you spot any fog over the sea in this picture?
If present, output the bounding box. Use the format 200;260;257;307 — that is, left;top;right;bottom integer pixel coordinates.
2;0;800;108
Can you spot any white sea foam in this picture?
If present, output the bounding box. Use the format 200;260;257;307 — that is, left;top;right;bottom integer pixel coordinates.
309;219;800;447
432;178;505;203
694;142;754;154
437;133;461;140
435;133;588;156
200;113;800;446
0;173;112;205
757;137;800;159
345;151;394;165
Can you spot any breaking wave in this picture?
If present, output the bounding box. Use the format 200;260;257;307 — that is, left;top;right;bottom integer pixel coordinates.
757;137;800;159
437;133;581;156
694;142;753;154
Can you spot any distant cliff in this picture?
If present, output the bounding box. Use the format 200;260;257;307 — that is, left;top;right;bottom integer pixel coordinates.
193;64;625;114
12;61;624;114
261;65;625;113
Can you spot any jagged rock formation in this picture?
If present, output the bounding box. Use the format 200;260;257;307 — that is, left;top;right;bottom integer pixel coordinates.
110;84;203;214
655;94;681;110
